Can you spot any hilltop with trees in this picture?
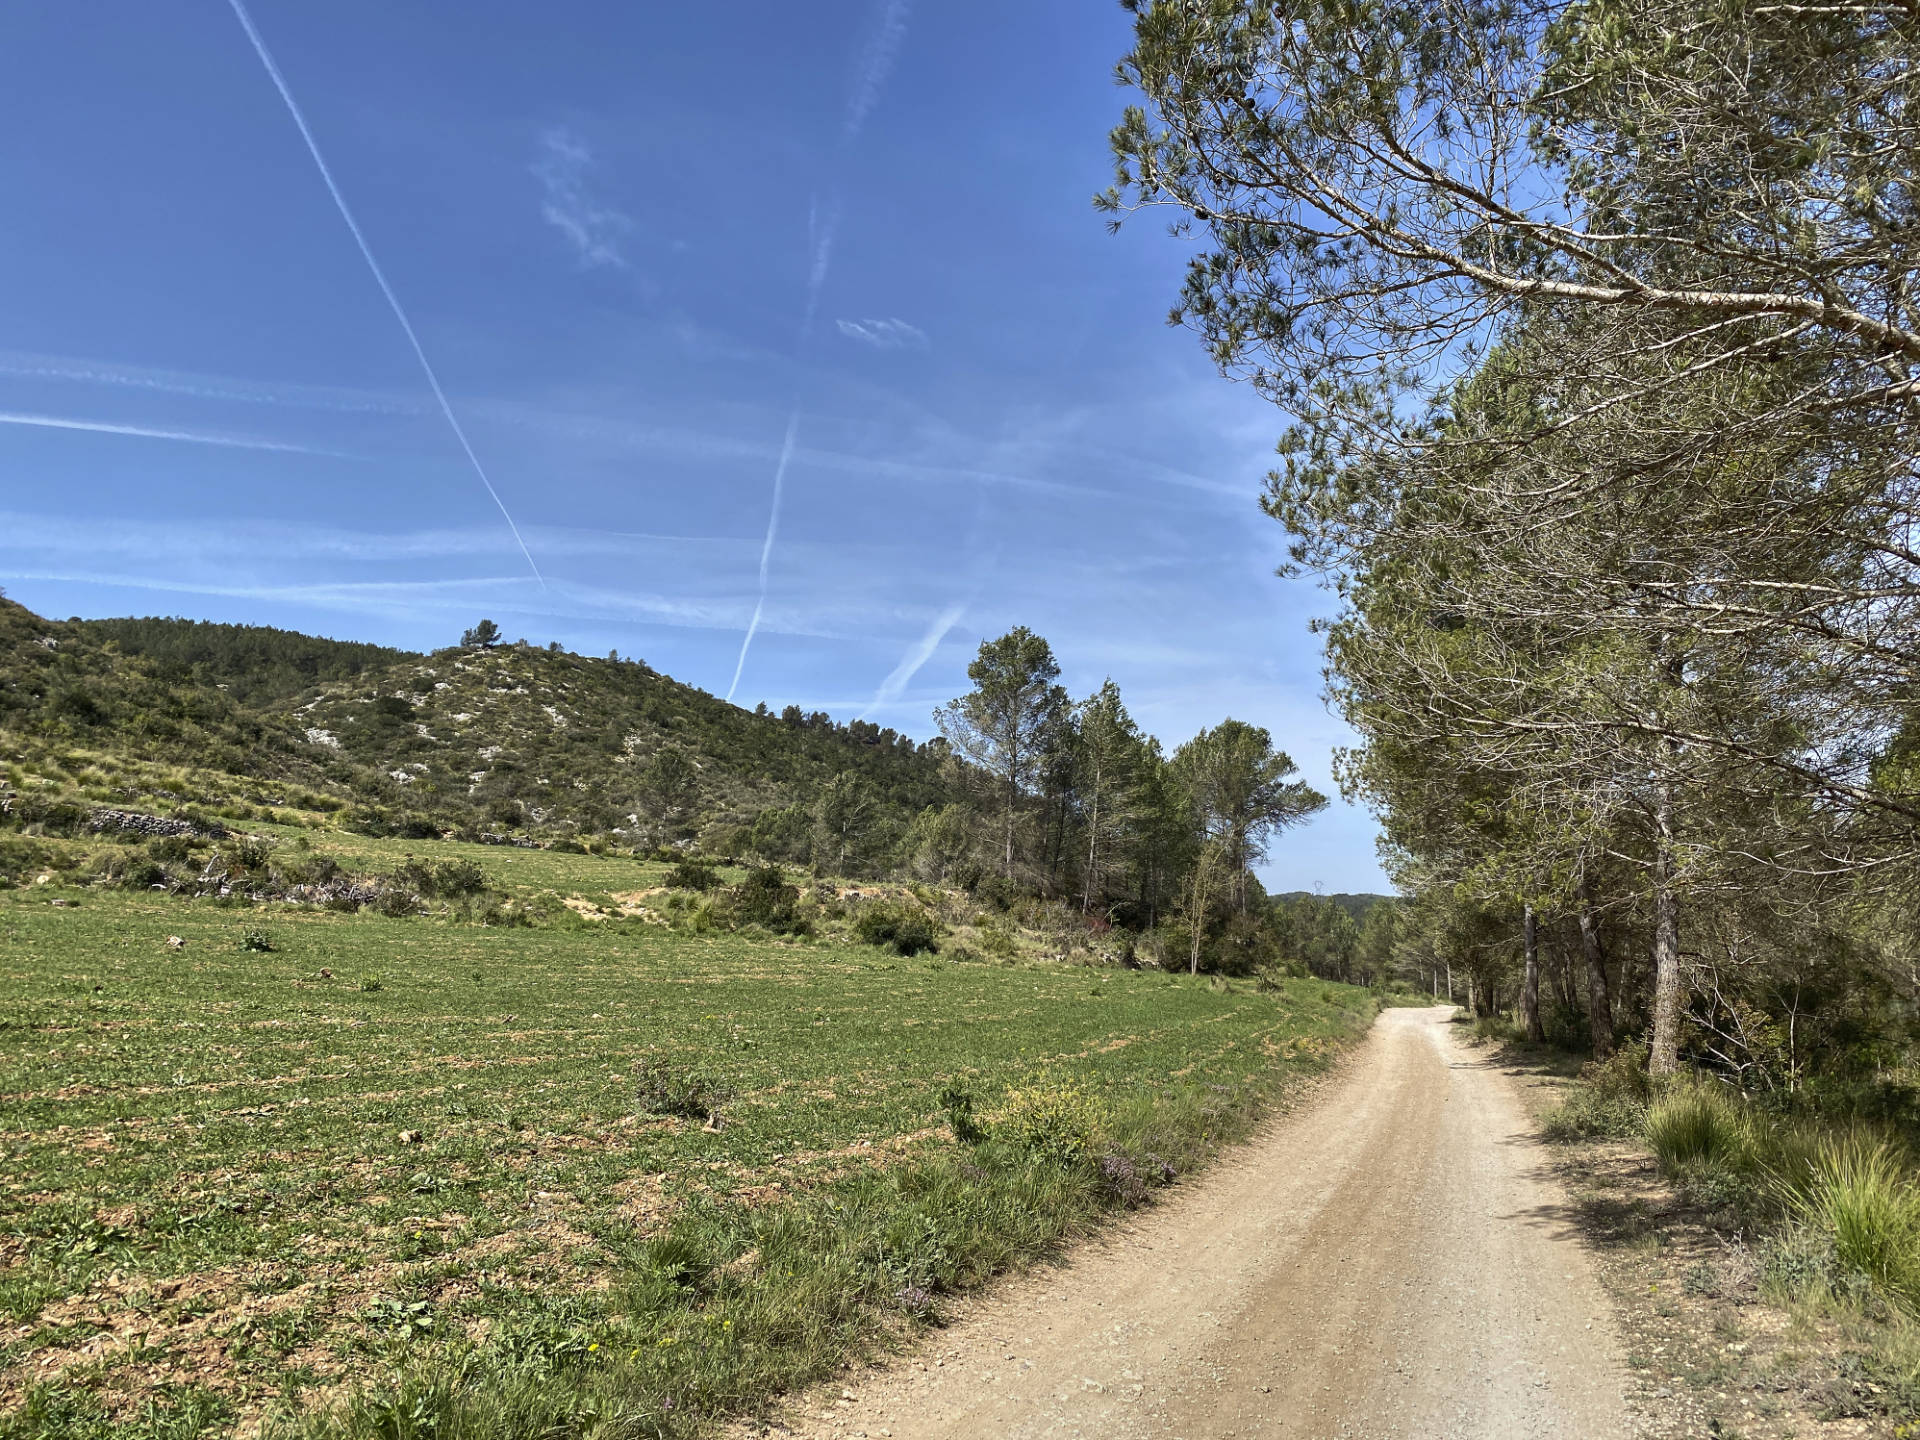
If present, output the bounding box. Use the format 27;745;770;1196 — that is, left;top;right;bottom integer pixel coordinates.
1;594;1338;975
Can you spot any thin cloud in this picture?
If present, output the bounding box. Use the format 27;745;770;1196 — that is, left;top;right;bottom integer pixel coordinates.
223;0;546;590
726;408;802;702
0;351;413;416
861;601;966;718
534;127;631;269
733;0;915;700
803;196;840;338
845;0;913;142
0;410;336;456
836;317;928;351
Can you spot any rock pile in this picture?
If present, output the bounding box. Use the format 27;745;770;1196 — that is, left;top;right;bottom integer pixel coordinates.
87;809;230;840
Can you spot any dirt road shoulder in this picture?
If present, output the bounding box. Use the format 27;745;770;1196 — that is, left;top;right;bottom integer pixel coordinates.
753;1007;1633;1440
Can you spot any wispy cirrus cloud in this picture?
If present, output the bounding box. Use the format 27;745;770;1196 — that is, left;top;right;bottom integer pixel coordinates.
845;0;913;142
0;409;339;456
835;317;928;351
534;127;632;269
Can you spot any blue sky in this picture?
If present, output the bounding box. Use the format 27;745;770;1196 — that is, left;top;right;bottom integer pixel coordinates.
0;1;1388;893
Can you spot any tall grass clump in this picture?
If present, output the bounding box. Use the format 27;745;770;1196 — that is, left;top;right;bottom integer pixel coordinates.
1789;1136;1920;1316
1646;1080;1754;1173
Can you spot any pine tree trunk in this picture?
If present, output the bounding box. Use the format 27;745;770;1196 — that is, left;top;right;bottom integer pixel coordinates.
1003;774;1016;880
1522;905;1544;1042
1084;775;1098;916
1577;873;1614;1060
1650;785;1683;1075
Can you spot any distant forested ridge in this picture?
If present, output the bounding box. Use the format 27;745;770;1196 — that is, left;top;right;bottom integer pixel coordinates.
1;597;1355;977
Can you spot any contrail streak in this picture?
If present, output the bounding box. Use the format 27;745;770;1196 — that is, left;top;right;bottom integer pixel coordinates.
725;407;800;702
224;0;545;590
730;0;912;704
845;0;912;143
0;410;335;455
860;600;966;719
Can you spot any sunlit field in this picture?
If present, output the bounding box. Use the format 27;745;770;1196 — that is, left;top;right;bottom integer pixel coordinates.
1;839;1374;1438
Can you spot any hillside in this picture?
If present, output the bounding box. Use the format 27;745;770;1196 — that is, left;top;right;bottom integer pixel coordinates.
68;614;410;707
1275;891;1392;923
0;597;951;851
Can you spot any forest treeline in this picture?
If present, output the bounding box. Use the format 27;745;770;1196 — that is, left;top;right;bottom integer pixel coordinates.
1104;0;1920;1088
1;597;1379;975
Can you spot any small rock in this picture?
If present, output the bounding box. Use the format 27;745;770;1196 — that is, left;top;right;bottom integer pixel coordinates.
165;936;186;950
319;968;333;979
398;1129;423;1145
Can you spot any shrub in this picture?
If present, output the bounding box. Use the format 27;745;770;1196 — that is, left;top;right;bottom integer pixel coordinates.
1792;1136;1920;1314
375;888;420;918
1586;1042;1653;1105
391;857;488;899
113;858;168;891
146;835;196;865
666;858;720;892
1647;1082;1753;1173
239;928;274;953
230;837;273;872
734;864;808;934
1000;1076;1101;1168
854;901;942;956
635;1055;733;1122
971;873;1017;911
1542;1088;1646;1142
976;923;1019;960
938;1082;985;1144
432;859;489;897
1542;1043;1652;1141
358;973;384;992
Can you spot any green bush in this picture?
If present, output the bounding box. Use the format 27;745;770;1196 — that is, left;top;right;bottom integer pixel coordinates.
432;858;489;896
938;1082;985;1144
734;865;808;935
635;1055;733;1122
1541;1043;1651;1141
667;858;720;892
1543;1088;1646;1141
239;928;274;953
391;856;489;899
854;901;941;956
1647;1081;1754;1172
976;922;1019;959
145;834;196;865
112;857;168;891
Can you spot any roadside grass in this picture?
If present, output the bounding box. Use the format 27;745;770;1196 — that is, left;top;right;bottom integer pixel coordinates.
1538;1053;1920;1430
0;875;1374;1438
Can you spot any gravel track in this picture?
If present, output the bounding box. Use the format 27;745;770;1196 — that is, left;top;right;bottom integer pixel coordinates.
767;1006;1633;1440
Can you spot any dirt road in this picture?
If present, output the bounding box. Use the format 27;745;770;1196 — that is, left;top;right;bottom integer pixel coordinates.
769;1006;1632;1440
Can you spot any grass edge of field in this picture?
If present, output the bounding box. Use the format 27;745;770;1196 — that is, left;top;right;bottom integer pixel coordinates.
264;989;1390;1440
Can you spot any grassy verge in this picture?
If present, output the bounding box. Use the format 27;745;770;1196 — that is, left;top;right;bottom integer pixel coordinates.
0;840;1375;1439
1520;1041;1920;1435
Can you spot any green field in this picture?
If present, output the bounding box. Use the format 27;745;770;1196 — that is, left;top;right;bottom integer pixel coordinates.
1;834;1375;1439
